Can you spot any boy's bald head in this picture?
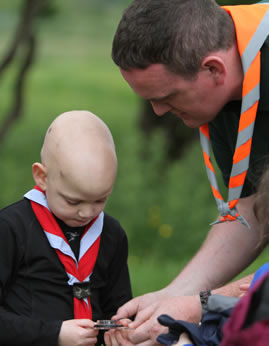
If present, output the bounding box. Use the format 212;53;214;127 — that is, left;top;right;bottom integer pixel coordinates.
34;110;117;203
42;110;115;164
46;111;115;178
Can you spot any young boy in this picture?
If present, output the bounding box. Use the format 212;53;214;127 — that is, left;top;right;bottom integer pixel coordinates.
0;110;132;346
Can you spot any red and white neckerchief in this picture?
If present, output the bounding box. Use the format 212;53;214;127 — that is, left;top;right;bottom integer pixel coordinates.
24;185;104;319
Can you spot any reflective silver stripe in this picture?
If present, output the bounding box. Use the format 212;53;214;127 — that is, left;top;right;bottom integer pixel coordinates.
230;155;250;177
240;84;260;116
199;131;211;156
200;129;222;199
228;185;244;202
241;10;269;74
200;130;222;196
216;199;225;214
79;212;104;261
235;121;256;150
205;165;220;193
216;200;237;217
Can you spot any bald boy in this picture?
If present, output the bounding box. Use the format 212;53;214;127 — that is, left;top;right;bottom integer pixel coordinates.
0;111;132;346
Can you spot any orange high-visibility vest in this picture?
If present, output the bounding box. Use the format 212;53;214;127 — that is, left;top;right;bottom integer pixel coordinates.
200;4;269;228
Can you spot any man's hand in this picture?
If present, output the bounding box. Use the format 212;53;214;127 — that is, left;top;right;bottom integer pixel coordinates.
112;295;201;345
113;290;165;323
58;319;98;346
109;195;261;345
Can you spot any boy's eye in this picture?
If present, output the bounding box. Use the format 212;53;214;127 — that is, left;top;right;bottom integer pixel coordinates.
66;199;80;206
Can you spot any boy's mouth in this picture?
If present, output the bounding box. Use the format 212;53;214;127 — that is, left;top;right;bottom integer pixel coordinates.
74;218;93;226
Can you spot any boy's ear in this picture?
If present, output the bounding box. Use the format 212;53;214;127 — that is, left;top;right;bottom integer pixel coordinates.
32;162;47;191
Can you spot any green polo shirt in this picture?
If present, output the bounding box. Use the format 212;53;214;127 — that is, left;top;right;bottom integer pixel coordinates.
209;38;269;197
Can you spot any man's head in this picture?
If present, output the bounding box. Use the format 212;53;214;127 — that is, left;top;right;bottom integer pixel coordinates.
112;0;235;77
112;0;242;128
32;110;117;227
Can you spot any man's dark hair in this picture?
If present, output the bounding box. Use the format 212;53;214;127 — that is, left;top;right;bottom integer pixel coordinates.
112;0;236;77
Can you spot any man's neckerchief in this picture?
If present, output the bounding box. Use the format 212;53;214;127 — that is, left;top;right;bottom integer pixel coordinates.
199;4;269;228
24;185;104;319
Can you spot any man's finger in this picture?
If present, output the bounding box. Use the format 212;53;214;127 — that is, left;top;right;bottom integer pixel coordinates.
127;318;155;344
149;320;168;343
239;283;250;291
105;329;135;346
137;338;162;346
108;331;120;346
129;303;157;328
115;330;135;346
113;296;141;320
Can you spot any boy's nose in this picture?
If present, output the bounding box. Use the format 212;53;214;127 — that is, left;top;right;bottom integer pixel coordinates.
151;101;171;116
78;206;94;219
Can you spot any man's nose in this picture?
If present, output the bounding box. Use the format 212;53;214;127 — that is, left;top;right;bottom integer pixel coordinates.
151;101;171;116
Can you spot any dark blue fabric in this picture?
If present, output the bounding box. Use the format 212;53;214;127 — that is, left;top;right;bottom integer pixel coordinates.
157;308;233;346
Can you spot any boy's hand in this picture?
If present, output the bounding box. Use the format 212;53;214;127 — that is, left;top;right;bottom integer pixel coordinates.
58;319;98;346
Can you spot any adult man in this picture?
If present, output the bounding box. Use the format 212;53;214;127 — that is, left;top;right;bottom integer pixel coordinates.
109;0;269;344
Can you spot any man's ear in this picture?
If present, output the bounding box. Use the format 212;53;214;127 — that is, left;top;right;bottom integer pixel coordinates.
201;55;226;85
32;162;47;191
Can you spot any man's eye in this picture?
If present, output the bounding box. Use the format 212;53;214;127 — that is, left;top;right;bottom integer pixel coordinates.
96;199;106;204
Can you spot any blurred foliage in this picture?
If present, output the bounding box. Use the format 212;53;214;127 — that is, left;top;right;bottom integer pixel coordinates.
0;0;268;296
